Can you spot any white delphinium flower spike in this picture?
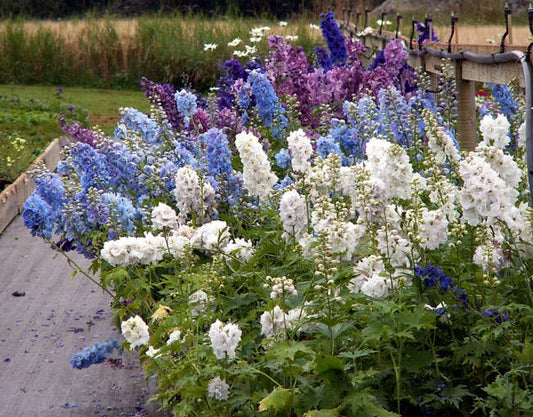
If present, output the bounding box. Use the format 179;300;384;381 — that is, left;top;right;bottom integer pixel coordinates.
207;377;230;401
235;131;278;202
121;315;150;348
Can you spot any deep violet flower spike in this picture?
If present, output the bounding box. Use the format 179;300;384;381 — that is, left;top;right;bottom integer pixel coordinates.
70;338;121;369
140;77;182;129
59;117;98;147
320;11;348;67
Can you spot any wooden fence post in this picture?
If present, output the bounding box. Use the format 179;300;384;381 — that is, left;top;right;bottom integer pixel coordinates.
455;61;477;151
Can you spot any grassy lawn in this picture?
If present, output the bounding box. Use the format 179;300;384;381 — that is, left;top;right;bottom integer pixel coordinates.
0;84;150;131
0;84;150;189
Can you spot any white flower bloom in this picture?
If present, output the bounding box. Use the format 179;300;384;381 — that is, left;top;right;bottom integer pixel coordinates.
425;111;461;164
278;21;288;26
245;45;257;56
458;153;518;226
365;137;414;200
146;345;160;358
203;43;218;51
101;233;167;266
260;305;287;339
166;329;183;345
227;37;242;47
309;23;320;30
269;275;297;299
174;165;202;223
287;129;313;173
325;220;366;261
360;274;390;298
190;220;230;251
418;208;449;250
233;49;248;58
208;319;242;360
479;113;511;149
207;376;230;401
189;290;208;317
518;121;526;149
285;35;298;41
357;27;374;36
235;131;278;201
376;227;411;268
121;315;150;349
166;233;190;258
477;145;521;189
348;255;385;293
279;189;308;241
224;238;254;262
250;36;263;43
473;241;507;271
151;202;178;230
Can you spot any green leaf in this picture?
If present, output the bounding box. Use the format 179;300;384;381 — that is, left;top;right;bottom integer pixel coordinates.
303;407;341;417
315;356;345;374
266;340;315;362
515;342;533;363
224;292;258;310
258;387;292;413
398;307;435;330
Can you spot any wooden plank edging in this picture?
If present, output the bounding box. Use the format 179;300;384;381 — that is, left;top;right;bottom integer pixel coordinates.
0;136;69;234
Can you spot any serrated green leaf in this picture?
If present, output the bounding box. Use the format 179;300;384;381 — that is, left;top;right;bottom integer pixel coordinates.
398;307;435;329
266;340;315;362
303;406;341;417
258;387;292;413
315;356;345;374
515;342;533;363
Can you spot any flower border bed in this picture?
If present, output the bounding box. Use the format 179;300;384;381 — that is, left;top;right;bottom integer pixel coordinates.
0;136;68;234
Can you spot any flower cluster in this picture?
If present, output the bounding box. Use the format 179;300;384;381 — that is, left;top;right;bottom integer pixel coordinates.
208;320;242;360
70;339;121;369
23;13;533;417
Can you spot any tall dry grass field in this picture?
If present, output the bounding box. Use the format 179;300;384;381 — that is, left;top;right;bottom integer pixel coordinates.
434;25;532;47
0;16;321;90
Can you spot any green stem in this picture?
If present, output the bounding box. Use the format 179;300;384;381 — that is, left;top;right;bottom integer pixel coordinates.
48;238;117;301
389;344;402;414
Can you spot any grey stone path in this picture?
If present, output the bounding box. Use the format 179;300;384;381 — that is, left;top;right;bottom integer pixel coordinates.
0;216;169;417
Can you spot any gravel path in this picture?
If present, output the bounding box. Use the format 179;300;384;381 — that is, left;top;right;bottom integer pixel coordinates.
0;216;169;417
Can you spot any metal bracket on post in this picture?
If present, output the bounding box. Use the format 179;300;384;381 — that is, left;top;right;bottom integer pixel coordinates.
500;2;512;53
425;16;433;42
448;12;458;53
395;13;402;39
347;8;353;30
527;3;533;61
379;12;386;35
410;18;416;50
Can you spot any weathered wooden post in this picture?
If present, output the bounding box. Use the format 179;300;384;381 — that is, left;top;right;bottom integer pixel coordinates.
455;61;477;151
